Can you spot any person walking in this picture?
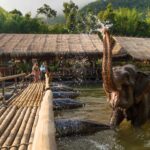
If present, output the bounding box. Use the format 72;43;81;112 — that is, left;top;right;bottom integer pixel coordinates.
40;62;47;80
32;63;40;82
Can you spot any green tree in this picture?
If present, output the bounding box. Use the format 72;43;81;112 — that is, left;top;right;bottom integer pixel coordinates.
49;24;68;33
0;7;7;32
98;3;115;24
0;7;50;34
76;11;99;33
4;15;22;33
113;8;142;36
9;9;22;16
25;12;31;19
82;0;150;14
37;4;57;23
63;1;79;33
98;5;145;36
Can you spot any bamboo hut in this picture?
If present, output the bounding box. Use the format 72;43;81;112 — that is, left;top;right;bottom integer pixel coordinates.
1;34;150;79
1;34;150;62
112;36;150;73
0;34;102;57
113;36;150;61
0;34;103;79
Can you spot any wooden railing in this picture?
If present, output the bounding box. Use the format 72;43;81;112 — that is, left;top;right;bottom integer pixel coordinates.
0;73;26;102
32;74;57;150
0;73;26;82
0;66;16;77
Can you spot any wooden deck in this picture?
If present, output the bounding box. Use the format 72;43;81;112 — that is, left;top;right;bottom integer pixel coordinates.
0;80;56;150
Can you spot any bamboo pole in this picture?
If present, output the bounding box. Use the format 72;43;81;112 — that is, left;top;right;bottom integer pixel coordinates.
10;83;33;107
0;73;26;82
0;106;13;125
8;83;32;106
10;82;44;108
45;73;50;90
0;106;18;137
27;108;39;150
2;107;27;149
32;74;57;150
10;108;32;150
18;108;37;150
0;107;7;118
0;108;23;146
21;84;37;107
14;84;34;107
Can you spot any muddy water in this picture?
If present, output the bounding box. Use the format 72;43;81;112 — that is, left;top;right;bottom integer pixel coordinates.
56;85;150;150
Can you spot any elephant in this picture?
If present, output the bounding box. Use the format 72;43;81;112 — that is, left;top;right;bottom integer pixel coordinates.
102;28;150;128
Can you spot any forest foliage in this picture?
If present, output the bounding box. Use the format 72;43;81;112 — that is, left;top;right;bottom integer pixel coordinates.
81;0;150;14
0;0;150;37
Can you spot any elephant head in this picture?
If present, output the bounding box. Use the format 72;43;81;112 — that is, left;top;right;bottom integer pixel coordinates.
101;28;150;128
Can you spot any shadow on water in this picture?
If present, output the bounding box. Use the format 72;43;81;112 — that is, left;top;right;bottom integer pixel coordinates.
56;84;150;150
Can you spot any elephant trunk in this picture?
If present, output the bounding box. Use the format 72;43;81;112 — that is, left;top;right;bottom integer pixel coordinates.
102;28;116;93
110;108;125;128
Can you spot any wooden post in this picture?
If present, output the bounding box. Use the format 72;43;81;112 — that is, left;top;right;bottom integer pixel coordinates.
14;78;17;92
45;73;50;90
22;76;25;90
0;73;26;103
32;74;57;150
2;81;5;102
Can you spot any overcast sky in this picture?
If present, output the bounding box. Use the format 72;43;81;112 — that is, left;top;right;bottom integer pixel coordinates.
0;0;96;15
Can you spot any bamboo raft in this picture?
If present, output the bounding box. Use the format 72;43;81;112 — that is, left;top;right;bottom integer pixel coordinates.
0;80;55;150
8;82;44;107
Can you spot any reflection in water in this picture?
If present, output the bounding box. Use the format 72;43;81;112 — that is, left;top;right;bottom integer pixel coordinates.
56;85;150;150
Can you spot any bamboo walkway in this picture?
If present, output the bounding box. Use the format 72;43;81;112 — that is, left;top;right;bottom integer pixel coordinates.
0;82;44;150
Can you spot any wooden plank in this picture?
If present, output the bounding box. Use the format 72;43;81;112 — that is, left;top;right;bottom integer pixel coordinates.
32;75;57;150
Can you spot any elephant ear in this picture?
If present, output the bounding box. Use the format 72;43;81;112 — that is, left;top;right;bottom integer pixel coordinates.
134;71;150;103
123;64;137;86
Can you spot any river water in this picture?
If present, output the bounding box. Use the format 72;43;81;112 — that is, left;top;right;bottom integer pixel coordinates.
56;85;150;150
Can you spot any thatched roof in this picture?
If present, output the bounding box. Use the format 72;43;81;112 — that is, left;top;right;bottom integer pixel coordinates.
2;34;149;60
0;34;103;57
113;36;150;60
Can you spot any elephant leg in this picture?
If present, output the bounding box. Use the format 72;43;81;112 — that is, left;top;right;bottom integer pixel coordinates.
126;106;137;121
131;97;149;127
